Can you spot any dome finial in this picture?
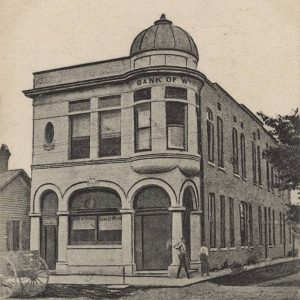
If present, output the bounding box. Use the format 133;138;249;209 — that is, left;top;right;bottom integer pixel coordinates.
154;13;172;25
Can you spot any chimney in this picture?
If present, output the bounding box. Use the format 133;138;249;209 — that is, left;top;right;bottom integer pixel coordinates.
0;144;11;173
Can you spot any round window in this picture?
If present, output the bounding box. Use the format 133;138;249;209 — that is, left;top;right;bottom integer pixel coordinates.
44;122;54;144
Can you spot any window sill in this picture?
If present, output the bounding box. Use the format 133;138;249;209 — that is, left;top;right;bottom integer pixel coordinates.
229;247;236;250
220;247;228;251
242;177;247;182
240;246;248;249
207;161;215;167
259;185;263;189
67;245;122;249
234;174;240;179
209;248;218;252
218;166;226;172
268;245;274;248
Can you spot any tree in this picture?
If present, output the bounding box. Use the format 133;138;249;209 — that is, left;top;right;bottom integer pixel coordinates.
257;109;300;190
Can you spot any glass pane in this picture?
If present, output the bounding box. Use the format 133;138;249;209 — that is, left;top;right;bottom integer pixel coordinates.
99;137;121;156
98;96;121;108
168;126;184;149
69;100;90;112
72;114;90;137
137;128;151;150
100;111;121;138
136;105;150;128
71;137;90;159
165;87;187;100
70;216;96;244
166;102;185;125
134;88;151;101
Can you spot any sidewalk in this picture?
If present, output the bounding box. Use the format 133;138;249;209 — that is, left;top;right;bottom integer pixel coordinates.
49;257;299;288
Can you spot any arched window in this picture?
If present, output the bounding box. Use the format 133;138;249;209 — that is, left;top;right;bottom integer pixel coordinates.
134;186;170;210
69;188;122;245
206;109;214;162
44;122;54;144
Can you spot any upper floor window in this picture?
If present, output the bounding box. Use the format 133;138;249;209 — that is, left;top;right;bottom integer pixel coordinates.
220;195;226;248
217;117;224;167
70;114;90;159
44;122;54;144
258;206;263;245
229;198;235;247
240;133;246;179
166;102;187;150
252;142;257;184
195;93;201;154
134;88;151;102
99;110;121;157
134;103;151;151
257;145;262;185
69;99;90;112
165;87;187;100
232;128;239;174
206;109;214;162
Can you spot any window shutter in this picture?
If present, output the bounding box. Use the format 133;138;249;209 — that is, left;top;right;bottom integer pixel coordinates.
6;220;13;251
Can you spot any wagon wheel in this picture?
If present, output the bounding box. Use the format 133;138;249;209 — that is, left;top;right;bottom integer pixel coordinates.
0;256;18;299
19;256;49;297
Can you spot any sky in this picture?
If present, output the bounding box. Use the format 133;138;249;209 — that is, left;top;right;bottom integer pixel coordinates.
0;0;299;175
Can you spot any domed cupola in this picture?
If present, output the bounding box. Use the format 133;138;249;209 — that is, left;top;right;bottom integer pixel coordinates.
130;14;199;62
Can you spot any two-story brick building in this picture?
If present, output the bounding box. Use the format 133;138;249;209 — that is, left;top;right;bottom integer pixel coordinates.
23;14;292;275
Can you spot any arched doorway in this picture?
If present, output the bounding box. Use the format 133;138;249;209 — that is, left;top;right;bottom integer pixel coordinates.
134;186;172;270
40;191;58;270
182;187;196;264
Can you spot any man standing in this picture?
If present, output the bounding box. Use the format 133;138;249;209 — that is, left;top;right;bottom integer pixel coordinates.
199;242;210;276
174;237;190;279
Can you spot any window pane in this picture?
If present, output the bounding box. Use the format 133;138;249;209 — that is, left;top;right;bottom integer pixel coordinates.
98;215;122;244
136;105;150;128
72;114;90;137
168;126;184;149
165;87;187;100
69;99;90;112
70;216;96;244
136;128;151;150
71;137;90;159
134;88;151;101
99;111;121;156
166;102;185;125
98;95;121;108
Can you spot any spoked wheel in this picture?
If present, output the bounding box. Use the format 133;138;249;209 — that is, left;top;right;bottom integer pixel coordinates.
0;257;18;299
19;256;49;297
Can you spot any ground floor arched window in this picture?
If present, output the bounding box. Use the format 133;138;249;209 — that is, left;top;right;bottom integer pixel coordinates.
69;188;122;245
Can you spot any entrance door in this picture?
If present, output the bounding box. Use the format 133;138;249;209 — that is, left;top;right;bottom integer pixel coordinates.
40;191;58;270
133;186;172;271
183;188;194;266
135;213;172;270
41;224;58;270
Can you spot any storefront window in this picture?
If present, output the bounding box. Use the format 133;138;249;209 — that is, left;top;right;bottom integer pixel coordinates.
69;189;122;245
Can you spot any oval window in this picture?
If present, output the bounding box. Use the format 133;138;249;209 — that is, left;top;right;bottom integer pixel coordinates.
44;122;54;144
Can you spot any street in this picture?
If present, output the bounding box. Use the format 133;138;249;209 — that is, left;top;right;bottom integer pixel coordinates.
15;268;299;300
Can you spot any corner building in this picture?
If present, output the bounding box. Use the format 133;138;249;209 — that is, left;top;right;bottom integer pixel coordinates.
24;15;292;276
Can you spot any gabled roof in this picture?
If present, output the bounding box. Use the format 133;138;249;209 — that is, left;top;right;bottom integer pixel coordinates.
0;169;31;191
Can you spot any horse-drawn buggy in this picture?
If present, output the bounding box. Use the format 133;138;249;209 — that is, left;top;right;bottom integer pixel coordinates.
0;251;49;298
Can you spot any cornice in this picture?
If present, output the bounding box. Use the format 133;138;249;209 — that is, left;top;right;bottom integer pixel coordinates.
32;152;201;170
23;66;207;98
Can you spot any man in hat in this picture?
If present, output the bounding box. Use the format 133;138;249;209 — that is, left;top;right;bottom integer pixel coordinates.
174;237;190;279
199;242;210;276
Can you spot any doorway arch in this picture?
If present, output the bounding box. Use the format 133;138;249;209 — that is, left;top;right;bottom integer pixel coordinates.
40;191;58;270
133;185;172;270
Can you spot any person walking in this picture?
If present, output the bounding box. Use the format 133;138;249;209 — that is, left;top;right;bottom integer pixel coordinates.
174;237;190;279
199;242;210;276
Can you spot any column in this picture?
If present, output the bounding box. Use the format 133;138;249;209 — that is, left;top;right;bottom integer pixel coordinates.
168;207;185;277
120;209;135;275
29;213;41;251
56;211;69;273
190;210;202;269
